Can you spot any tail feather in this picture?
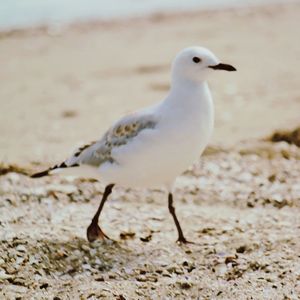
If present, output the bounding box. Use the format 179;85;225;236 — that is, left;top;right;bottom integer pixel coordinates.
31;162;78;178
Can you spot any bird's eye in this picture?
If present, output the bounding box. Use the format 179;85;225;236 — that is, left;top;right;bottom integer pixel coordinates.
193;57;201;63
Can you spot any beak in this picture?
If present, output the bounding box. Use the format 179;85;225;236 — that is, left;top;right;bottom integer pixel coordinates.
209;63;236;71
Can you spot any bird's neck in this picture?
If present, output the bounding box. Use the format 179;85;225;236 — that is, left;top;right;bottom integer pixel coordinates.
160;77;214;145
166;78;210;108
160;78;214;130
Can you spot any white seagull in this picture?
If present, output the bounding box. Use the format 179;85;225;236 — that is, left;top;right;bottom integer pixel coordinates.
32;46;236;244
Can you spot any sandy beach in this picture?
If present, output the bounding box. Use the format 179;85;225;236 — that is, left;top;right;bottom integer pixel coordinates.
0;2;299;165
0;2;300;299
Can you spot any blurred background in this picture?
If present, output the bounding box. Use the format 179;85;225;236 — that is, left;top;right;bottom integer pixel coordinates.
0;0;299;165
1;2;300;299
0;0;290;30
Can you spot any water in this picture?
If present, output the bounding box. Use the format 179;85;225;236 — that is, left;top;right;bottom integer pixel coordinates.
0;0;295;31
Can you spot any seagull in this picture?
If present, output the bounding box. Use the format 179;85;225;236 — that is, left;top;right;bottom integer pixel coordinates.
32;46;236;244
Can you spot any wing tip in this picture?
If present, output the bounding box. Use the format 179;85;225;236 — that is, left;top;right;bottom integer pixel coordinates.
31;169;50;178
30;162;79;178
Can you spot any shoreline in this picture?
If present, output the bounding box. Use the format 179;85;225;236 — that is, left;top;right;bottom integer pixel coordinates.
0;1;295;36
1;0;297;33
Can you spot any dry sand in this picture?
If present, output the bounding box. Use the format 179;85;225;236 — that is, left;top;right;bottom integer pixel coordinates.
0;2;300;299
0;2;299;165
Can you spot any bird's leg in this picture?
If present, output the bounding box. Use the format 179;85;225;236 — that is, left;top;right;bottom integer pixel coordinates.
87;184;115;242
168;192;194;244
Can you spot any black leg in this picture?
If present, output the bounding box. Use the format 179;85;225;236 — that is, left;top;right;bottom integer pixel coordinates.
87;184;114;242
168;192;192;244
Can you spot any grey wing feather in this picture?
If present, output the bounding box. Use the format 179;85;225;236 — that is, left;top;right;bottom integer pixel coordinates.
65;113;157;167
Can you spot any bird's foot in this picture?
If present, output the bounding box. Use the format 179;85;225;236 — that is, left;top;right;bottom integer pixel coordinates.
176;236;195;245
87;221;111;243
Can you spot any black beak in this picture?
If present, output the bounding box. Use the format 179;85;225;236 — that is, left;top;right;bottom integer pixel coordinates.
209;63;236;71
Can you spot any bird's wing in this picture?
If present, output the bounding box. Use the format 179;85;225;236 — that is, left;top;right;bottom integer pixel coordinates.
31;110;158;178
65;112;157;168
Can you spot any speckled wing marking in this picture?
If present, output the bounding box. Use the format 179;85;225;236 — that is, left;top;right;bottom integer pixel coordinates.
65;113;157;167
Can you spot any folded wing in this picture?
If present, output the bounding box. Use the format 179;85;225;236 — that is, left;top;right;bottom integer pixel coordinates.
31;112;157;178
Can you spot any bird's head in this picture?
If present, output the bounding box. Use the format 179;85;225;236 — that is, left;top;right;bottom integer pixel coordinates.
171;46;236;84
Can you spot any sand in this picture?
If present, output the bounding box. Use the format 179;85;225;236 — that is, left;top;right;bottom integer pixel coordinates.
0;2;300;299
0;2;299;165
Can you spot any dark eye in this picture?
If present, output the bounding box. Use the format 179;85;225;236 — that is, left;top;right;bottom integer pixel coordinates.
193;57;201;63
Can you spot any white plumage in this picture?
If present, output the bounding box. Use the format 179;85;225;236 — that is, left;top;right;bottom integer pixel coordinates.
44;46;237;189
32;46;236;243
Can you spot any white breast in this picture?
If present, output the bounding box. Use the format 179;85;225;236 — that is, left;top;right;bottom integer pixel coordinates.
98;82;214;188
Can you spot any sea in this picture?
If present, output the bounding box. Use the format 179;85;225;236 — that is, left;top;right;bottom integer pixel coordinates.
0;0;297;31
